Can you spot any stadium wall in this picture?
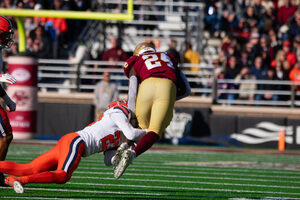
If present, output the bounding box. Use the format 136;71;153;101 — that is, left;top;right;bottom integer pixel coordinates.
36;92;300;149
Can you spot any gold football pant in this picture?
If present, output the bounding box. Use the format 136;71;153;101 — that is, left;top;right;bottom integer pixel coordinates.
136;77;176;137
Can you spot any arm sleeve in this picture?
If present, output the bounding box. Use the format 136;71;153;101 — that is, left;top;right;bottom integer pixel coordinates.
176;70;191;100
127;76;138;113
109;112;146;141
0;85;7;97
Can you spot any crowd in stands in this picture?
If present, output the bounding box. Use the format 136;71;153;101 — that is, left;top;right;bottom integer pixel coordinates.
202;0;300;101
1;0;300;103
1;0;98;59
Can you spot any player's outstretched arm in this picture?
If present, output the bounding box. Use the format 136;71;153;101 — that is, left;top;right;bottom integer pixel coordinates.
128;75;138;113
110;112;146;142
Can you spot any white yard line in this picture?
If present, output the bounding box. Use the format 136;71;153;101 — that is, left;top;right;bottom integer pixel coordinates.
78;165;300;175
70;176;300;187
73;169;300;179
1;183;300;197
1;197;89;200
8;157;300;174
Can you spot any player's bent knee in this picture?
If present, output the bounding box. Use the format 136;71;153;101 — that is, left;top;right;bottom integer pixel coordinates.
55;170;71;184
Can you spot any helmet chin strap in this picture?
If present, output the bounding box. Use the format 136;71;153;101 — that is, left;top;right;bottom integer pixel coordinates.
138;47;156;55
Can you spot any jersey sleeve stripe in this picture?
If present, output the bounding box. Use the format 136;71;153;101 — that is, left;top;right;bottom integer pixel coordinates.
113;106;130;118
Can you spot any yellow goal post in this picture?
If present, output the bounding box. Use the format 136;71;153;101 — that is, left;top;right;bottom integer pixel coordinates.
0;0;133;52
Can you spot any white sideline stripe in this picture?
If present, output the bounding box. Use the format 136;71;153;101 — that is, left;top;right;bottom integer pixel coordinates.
71;175;300;184
74;169;300;179
70;176;300;188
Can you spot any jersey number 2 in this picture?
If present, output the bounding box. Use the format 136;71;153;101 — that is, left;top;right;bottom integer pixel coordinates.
142;53;174;70
101;131;121;151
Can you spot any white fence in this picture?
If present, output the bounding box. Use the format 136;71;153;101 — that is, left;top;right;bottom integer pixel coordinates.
4;58;300;107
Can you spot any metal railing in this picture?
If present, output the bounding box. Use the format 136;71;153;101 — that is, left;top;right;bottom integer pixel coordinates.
4;58;300;107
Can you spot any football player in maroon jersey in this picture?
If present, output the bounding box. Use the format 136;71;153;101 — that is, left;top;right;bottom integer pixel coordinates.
114;42;190;179
0;16;17;186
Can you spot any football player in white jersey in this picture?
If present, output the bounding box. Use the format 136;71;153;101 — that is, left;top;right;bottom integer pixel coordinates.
0;16;17;186
0;101;145;193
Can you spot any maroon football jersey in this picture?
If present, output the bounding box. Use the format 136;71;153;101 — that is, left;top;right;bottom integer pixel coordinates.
123;52;177;84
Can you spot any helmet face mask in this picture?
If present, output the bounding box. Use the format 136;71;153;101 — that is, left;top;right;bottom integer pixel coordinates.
0;29;14;49
0;16;14;49
133;42;156;56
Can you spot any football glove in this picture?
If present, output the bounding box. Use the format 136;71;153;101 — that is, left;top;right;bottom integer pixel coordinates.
0;74;17;84
3;95;16;112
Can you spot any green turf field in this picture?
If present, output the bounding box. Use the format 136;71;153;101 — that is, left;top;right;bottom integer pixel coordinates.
1;143;300;199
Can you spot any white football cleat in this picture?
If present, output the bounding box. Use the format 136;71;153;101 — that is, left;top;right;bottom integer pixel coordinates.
5;177;24;193
13;181;24;193
111;146;124;169
114;149;134;179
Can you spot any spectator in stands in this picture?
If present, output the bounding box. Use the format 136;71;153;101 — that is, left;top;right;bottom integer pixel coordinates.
252;0;266;20
250;56;267;100
260;67;280;101
234;66;256;101
166;38;181;63
30;25;52;58
250;56;267;80
235;17;251;42
101;38;128;69
184;42;201;89
216;69;228;100
93;72;119;121
240;50;251;68
258;35;273;66
271;50;287;69
225;56;241;79
292;34;300;58
282;40;297;67
261;0;274;11
243;6;259;29
225;56;241;100
204;1;221;37
268;29;281;56
288;8;300;40
289;58;300;96
277;0;297;25
26;37;34;54
0;0;13;8
279;60;292;100
46;0;68;55
45;21;58;58
248;31;261;57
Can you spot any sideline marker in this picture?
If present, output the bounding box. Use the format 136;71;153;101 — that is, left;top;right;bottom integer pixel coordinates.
278;129;285;151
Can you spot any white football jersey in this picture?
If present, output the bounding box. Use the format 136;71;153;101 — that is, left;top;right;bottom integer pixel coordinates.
77;105;146;157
